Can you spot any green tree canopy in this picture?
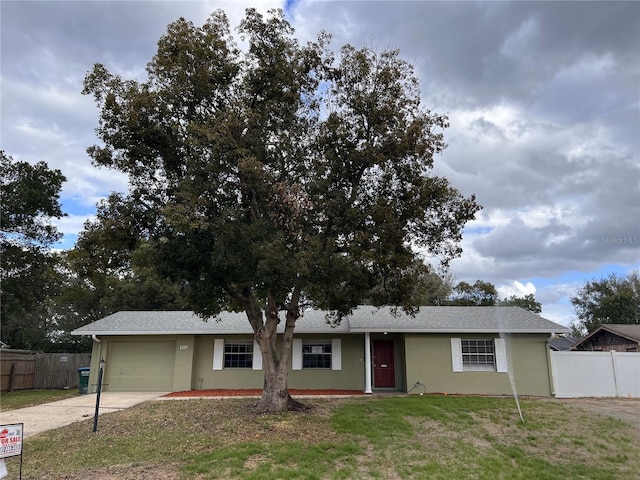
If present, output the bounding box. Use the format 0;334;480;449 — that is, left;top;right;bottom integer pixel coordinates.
571;271;640;333
0;150;66;350
366;261;453;307
55;193;189;341
82;9;480;412
498;293;542;314
447;280;498;306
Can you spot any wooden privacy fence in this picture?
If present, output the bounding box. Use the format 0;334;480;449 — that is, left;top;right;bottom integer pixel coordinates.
34;353;92;389
0;353;36;392
551;351;640;398
1;352;91;391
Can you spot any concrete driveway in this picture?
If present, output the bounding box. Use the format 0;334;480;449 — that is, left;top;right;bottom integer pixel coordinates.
0;392;166;438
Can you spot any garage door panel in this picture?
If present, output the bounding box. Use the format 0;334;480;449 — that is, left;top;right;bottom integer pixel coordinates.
105;341;176;391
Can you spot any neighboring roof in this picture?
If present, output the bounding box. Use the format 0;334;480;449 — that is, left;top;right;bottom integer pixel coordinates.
549;336;581;351
71;306;569;336
599;324;640;342
572;324;640;349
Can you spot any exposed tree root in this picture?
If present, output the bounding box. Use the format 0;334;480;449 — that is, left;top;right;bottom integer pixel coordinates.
287;394;312;412
251;393;313;414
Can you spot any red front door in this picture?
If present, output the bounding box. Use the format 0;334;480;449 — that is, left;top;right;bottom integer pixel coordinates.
373;340;395;388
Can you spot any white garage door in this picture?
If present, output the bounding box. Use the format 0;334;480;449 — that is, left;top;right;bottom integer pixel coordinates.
104;341;176;391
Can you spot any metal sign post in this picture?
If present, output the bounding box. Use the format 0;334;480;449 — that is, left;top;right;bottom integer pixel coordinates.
93;358;106;433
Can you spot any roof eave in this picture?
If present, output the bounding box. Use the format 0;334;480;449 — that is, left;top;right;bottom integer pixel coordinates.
318;328;570;334
73;326;570;336
72;328;350;336
71;330;252;336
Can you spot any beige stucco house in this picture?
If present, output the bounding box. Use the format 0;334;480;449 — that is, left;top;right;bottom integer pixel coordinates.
71;306;568;396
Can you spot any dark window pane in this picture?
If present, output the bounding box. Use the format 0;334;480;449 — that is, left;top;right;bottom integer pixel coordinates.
302;342;332;369
224;342;253;368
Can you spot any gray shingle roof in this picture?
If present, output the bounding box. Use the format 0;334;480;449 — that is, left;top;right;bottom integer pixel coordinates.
71;306;569;336
572;324;640;349
549;336;581;351
71;310;350;335
347;306;568;333
599;324;640;342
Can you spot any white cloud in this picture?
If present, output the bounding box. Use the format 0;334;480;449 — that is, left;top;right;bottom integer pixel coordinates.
55;214;95;239
496;281;536;300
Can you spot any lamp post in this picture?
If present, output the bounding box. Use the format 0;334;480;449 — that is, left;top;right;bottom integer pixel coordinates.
93;358;105;433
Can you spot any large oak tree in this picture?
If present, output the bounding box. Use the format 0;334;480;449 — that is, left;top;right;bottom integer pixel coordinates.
82;9;480;412
571;271;640;333
0;150;66;350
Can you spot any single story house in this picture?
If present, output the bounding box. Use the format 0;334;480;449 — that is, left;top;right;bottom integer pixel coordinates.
572;324;640;352
71;306;569;397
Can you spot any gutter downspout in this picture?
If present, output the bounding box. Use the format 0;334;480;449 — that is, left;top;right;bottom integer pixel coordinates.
92;335;101;343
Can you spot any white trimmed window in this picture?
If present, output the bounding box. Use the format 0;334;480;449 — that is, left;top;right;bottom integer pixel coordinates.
302;341;332;369
224;341;254;368
292;338;342;370
451;338;507;373
462;339;495;371
213;339;261;370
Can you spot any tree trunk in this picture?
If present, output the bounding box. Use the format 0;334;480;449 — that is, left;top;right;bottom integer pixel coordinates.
254;355;307;413
250;294;308;413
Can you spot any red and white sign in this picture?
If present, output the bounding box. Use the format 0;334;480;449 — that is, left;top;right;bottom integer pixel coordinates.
0;424;23;458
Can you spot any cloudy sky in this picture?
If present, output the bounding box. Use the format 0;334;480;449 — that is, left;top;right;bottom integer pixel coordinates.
2;1;638;326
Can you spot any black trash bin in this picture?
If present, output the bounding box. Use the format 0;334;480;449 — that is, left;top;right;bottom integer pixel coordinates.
78;367;90;394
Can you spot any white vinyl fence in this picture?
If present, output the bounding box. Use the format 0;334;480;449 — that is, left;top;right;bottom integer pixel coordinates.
550;351;640;398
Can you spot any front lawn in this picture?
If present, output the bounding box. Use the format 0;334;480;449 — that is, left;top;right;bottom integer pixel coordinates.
3;396;638;479
0;389;80;411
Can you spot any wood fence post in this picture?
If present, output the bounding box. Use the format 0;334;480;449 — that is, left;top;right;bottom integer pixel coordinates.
8;363;16;392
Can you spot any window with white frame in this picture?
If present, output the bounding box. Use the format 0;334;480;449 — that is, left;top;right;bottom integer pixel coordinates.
451;337;507;373
292;338;342;371
302;341;332;369
461;339;495;371
224;341;253;368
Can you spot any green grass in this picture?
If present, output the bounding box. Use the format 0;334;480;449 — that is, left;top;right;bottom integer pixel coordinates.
0;388;80;411
2;396;639;479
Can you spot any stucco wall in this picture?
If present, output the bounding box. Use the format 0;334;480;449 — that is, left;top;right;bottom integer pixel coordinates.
173;335;195;391
192;334;365;391
87;331;553;396
289;334;365;390
87;340;104;394
404;333;552;397
192;335;263;389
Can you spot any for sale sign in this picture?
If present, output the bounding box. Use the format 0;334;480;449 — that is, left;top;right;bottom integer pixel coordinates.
0;424;23;458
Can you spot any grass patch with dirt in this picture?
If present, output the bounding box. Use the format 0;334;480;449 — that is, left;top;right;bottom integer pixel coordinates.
3;396;638;479
0;389;80;411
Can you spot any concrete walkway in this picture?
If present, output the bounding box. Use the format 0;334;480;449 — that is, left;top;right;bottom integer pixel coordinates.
0;392;166;438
